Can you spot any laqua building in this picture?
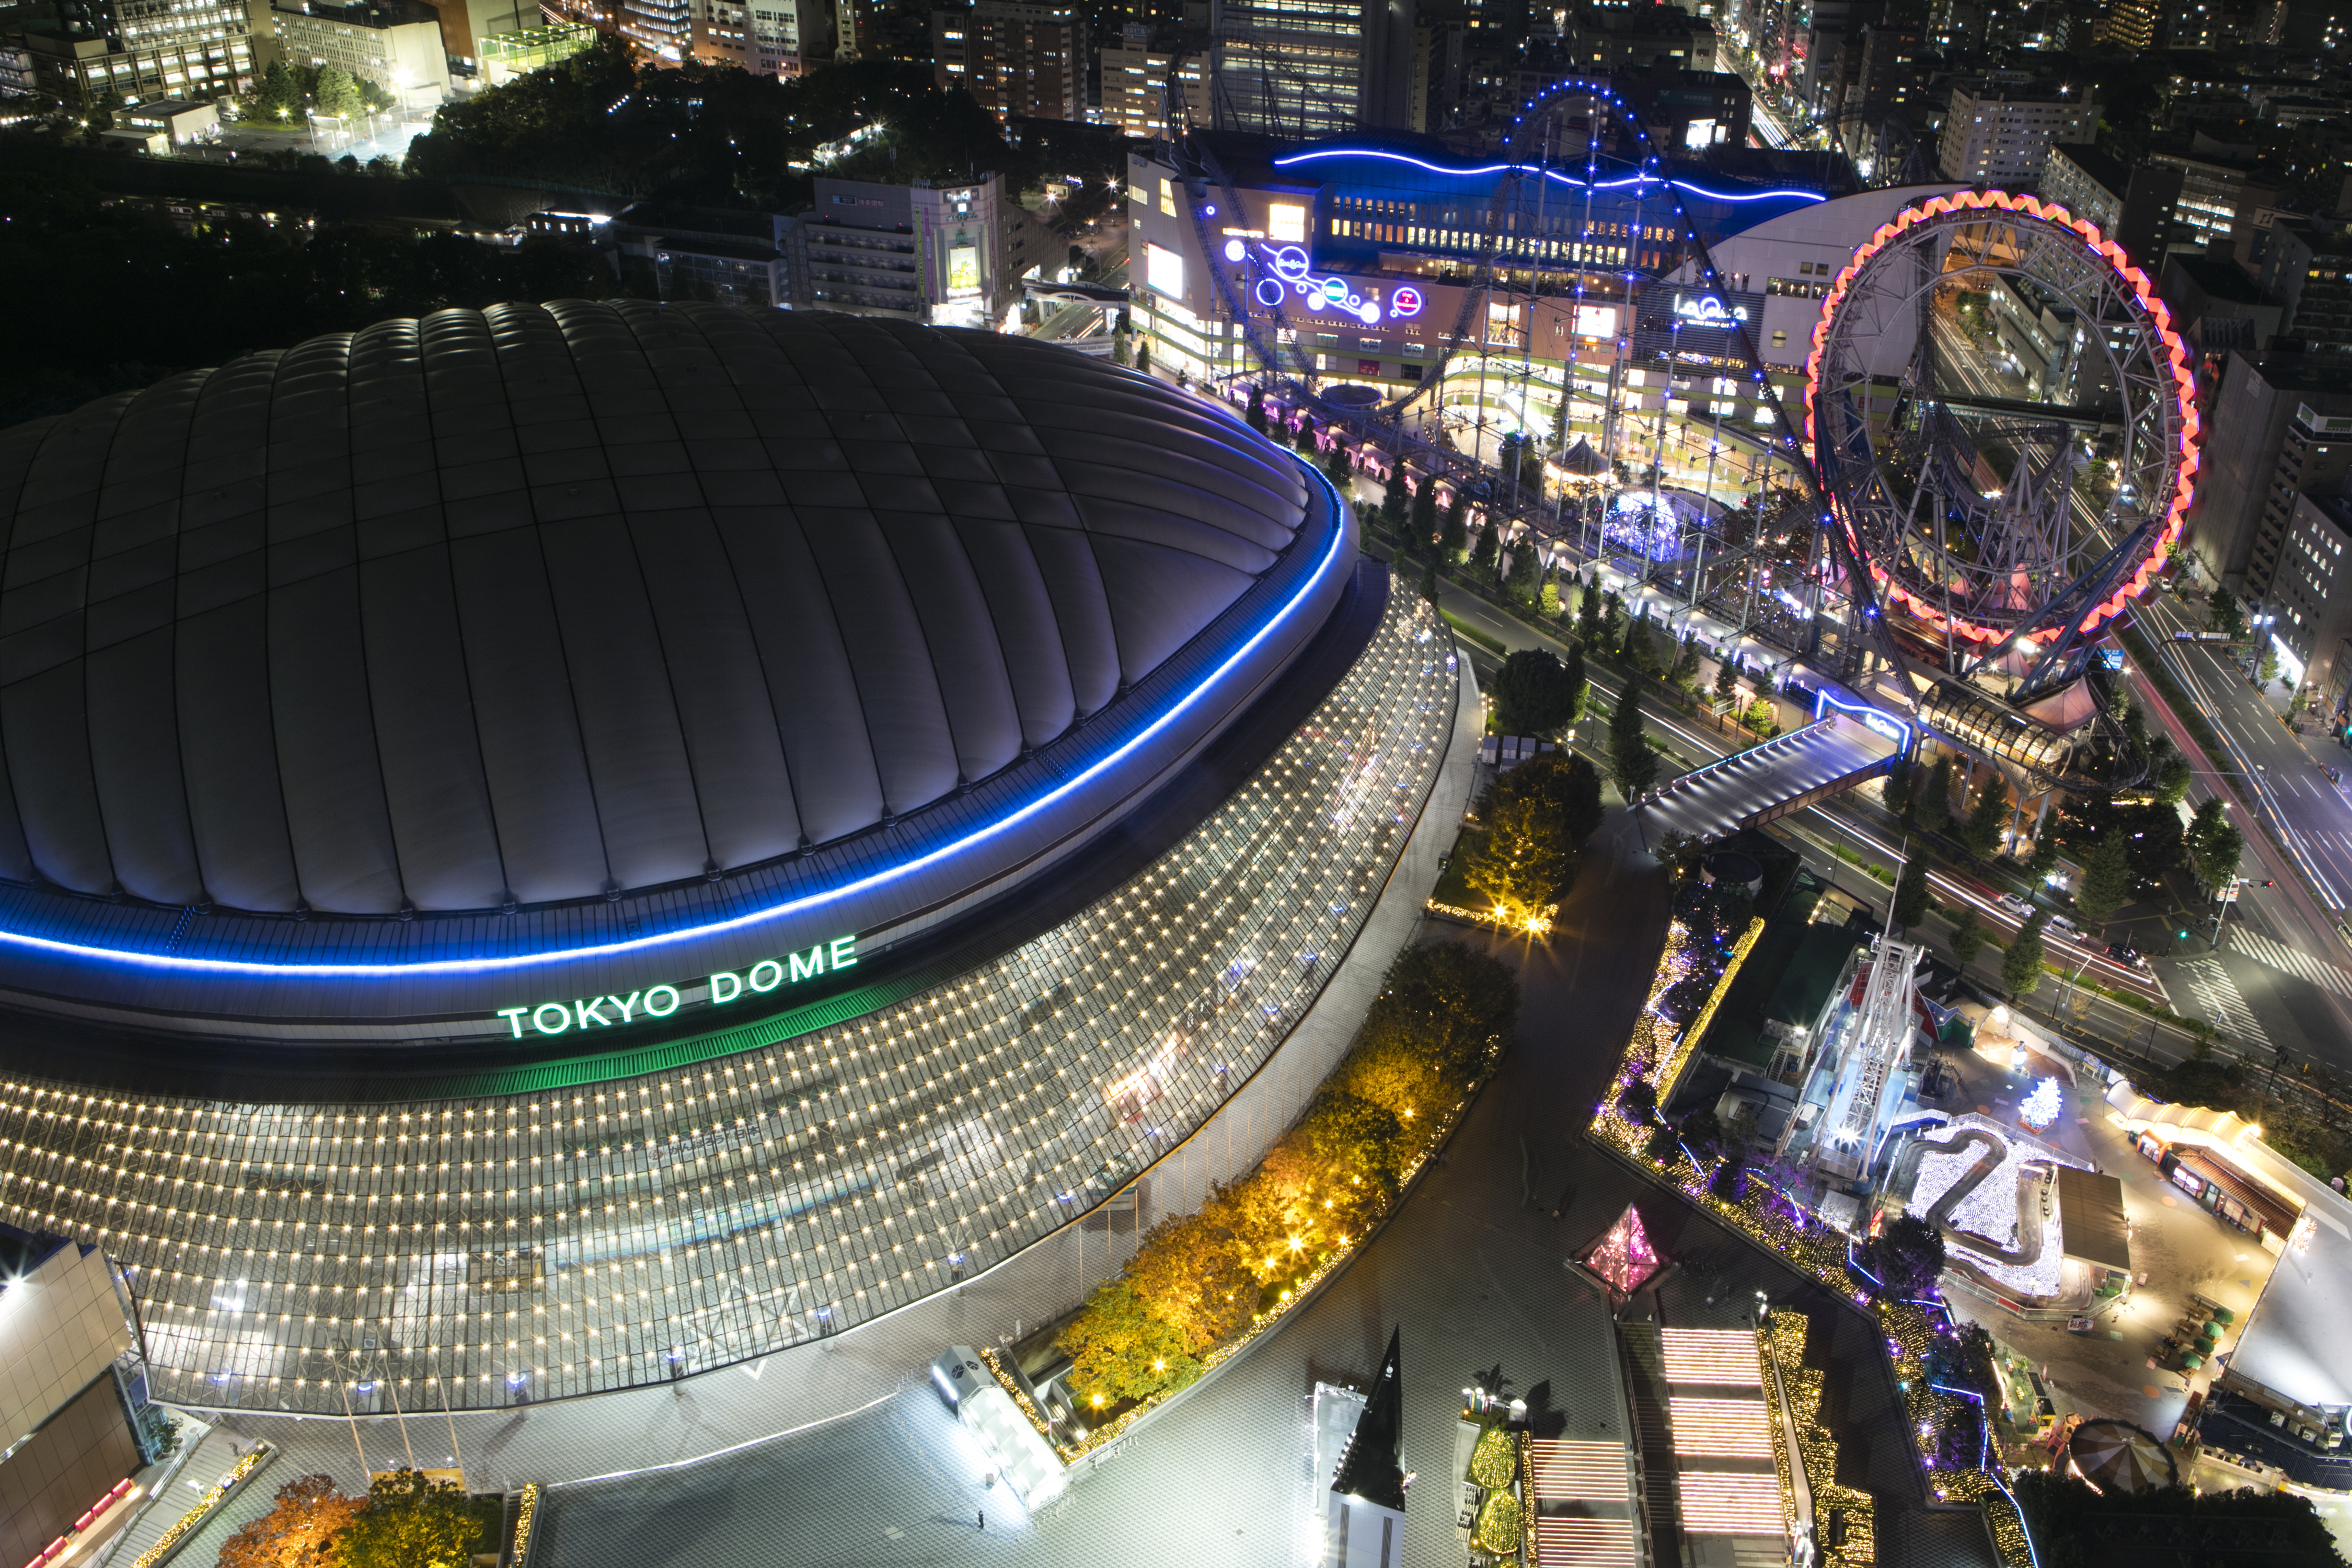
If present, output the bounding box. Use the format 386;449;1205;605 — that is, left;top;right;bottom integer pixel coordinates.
0;303;1473;1523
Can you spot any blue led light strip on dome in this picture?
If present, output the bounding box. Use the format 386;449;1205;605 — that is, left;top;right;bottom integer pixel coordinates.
1269;147;1827;203
0;459;1354;981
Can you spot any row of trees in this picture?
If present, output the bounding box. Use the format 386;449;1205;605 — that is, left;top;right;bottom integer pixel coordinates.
243;60;397;128
217;1469;501;1568
1055;941;1520;1413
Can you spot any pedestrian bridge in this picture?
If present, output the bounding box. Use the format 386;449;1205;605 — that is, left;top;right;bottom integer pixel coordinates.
1635;707;1905;846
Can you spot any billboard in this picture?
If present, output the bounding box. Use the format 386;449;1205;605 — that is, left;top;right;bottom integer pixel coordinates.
1146;241;1185;300
947;243;979;298
1573;303;1619;338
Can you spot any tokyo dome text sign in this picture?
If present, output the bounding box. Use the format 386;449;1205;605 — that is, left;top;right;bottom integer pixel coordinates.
493;935;859;1038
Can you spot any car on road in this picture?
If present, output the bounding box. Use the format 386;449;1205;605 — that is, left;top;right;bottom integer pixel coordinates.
1998;892;2033;917
2106;942;2151;971
2047;914;2082;938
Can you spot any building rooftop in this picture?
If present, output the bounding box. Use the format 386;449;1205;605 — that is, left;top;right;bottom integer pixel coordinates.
2047;142;2129;197
2171;252;2269;305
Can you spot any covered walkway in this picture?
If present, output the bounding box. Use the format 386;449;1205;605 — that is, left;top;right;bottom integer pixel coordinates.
1635;712;1904;845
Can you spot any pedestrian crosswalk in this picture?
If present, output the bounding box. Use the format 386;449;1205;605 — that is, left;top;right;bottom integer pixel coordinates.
2175;959;2276;1054
2224;927;2352;999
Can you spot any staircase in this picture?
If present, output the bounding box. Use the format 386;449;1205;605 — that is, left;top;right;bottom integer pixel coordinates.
1618;1321;1682;1568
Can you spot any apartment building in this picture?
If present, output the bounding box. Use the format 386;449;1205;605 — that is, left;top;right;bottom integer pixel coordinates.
931;0;1083;121
1939;81;2097;185
1099;22;1201;136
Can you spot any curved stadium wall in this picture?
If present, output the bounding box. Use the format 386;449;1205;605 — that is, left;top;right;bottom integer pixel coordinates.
0;533;1462;1414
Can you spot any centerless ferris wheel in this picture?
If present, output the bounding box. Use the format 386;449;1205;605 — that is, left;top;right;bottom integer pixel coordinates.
1805;191;2201;689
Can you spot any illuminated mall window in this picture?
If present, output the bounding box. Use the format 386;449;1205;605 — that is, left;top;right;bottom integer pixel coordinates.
1267;202;1307;244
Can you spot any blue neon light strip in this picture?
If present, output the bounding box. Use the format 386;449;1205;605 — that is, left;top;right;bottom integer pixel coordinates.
1270;147;1826;203
1812;686;1913;744
0;461;1354;981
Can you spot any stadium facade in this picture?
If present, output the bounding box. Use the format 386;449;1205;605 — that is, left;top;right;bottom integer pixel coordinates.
0;302;1468;1414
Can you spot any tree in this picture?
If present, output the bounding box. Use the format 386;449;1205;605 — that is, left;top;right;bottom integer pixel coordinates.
1961;777;2011;860
1892;856;1930;930
314;66;362;121
1503;538;1540;606
1712;650;1740;706
1881;751;1912;816
1947;905;1988;967
2027;828;2061;881
216;1474;364;1568
1490;647;1584;735
2074;835;2133;925
1381;468;1409;531
1470;515;1499;573
1440;492;1470;560
1609;672;1661;801
1915;755;1954;832
1305;1088;1409;1199
1496;750;1607;850
1295;418;1318;455
1244;386;1267;434
1669;632;1701;692
1409;474;1439;545
2196;821;2245;890
2003;912;2048;998
1112;330;1130;366
1576;577;1604;645
1417;554;1438;603
1866;1213;1946;1300
1124;1207;1257;1351
1135;340;1151;377
2212;587;2249;640
335;1469;498;1568
2259;641;2281;687
1057;1278;1200;1409
1466;790;1576;923
1322;444;1351;491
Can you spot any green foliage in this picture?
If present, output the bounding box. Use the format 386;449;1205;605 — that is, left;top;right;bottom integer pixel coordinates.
1322;444;1351;490
1466;775;1576;918
1961;777;2011;861
1058;1278;1202;1409
1440;492;1470;560
2003;912;2048;998
2014;1468;2347;1568
1489;647;1585;735
1867;1213;1946;1301
2074;836;2132;926
1469;1425;1516;1488
1503;537;1540;607
314;66;362;121
1417;555;1439;603
2196;821;2244;890
2211;589;2249;641
1712;650;1740;704
1409;474;1439;543
1892;856;1930;930
1135;340;1151;377
1881;751;1911;816
1057;943;1517;1416
1576;577;1604;644
1608;672;1661;801
1381;468;1409;529
1244;386;1266;434
335;1469;498;1568
1474;1491;1522;1554
0;174;619;430
1947;905;1988;967
1915;755;1953;832
2261;642;2281;687
1470;516;1498;573
1295;419;1318;454
1669;632;1701;693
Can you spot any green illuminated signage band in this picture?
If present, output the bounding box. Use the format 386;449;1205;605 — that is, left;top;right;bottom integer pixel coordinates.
495;935;859;1037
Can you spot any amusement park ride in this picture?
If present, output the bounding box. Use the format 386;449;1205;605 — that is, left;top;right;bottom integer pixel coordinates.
1151;64;2200;802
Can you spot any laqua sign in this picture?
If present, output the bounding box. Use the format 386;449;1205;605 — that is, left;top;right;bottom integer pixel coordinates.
494;934;860;1037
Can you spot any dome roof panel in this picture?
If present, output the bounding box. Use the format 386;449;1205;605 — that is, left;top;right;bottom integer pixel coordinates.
0;303;1313;918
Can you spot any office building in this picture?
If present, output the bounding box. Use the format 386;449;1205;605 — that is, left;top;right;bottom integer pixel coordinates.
16;0;258;107
1939;81;2097;185
0;299;1464;1427
1100;22;1201;136
2264;222;2352;353
2144;146;2280;255
2183;354;2352;592
931;0;1084;121
788;170;1046;325
2040;143;2128;235
268;0;447;106
416;0;537;71
1208;0;1417;139
2253;490;2352;700
612;203;792;308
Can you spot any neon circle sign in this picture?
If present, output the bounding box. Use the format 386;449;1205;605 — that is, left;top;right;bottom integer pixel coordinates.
1256;245;1425;322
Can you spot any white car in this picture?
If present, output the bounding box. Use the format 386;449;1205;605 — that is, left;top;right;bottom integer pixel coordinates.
2046;914;2082;939
1997;893;2033;917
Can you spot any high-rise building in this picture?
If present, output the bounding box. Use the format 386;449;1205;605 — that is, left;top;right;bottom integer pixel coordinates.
930;0;1084;120
1099;22;1200;135
17;0;259;106
788;170;1048;325
618;0;690;58
268;0;447;105
1208;0;1417;138
2096;0;2153;48
2183;354;2352;593
2144;146;2281;255
2264;223;2352;354
1938;80;2097;185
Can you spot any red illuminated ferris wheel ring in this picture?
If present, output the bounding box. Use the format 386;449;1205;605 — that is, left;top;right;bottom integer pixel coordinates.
1801;190;2202;647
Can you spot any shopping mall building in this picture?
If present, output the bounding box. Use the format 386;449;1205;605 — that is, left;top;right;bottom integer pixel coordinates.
0;302;1471;1427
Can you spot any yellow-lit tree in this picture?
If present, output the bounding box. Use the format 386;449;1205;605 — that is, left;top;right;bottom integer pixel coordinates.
334;1469;495;1568
216;1474;363;1568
